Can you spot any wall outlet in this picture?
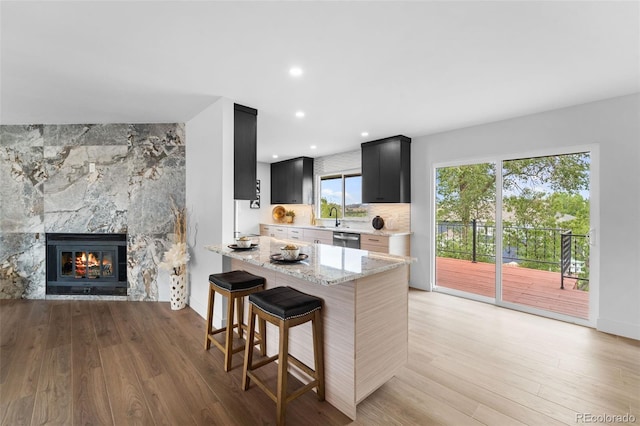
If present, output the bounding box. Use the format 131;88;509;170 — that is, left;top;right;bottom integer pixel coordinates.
89;162;96;173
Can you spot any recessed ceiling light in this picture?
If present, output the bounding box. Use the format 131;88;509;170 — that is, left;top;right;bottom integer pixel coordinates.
272;154;279;159
295;111;305;118
310;145;317;149
361;132;369;137
289;67;303;77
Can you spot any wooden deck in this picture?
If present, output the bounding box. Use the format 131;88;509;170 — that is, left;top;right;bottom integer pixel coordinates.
436;257;589;319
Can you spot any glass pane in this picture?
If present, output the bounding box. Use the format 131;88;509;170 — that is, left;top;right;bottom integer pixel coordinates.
435;163;496;298
320;176;342;218
344;175;364;218
75;252;87;279
87;251;101;279
501;152;590;319
61;252;73;276
102;252;114;277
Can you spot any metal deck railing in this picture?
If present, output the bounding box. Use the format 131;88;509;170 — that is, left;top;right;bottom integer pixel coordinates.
436;221;590;290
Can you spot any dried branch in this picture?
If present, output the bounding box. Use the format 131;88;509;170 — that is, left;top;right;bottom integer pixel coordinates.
169;196;187;244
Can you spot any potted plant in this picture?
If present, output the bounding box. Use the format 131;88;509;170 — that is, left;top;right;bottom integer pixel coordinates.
285;209;296;223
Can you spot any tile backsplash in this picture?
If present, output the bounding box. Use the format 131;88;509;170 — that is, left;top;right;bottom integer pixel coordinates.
366;204;411;232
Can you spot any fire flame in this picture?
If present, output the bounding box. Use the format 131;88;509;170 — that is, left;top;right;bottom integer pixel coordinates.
75;252;112;277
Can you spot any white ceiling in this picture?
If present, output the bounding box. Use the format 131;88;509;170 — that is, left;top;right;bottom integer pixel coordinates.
1;1;638;163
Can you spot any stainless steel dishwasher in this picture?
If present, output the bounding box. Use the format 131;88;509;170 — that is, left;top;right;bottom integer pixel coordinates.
332;231;360;249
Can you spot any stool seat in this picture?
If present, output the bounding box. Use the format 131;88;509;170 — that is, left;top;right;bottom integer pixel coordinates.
209;270;265;292
249;286;322;320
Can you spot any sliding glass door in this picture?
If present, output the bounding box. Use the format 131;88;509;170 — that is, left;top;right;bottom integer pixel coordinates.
501;153;590;319
435;163;496;300
435;152;591;321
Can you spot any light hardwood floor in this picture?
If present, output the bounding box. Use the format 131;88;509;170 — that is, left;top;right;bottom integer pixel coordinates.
1;290;638;425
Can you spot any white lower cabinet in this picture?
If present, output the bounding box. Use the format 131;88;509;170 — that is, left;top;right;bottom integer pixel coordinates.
260;225;287;239
361;234;411;256
260;224;410;255
303;229;333;245
287;228;304;241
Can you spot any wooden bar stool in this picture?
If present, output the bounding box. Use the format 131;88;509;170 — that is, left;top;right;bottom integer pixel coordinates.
242;286;324;426
204;270;266;372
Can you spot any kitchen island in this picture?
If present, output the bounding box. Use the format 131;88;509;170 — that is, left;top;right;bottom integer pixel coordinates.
206;236;413;420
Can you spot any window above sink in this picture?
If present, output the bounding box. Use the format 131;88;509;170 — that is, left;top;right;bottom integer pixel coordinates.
318;172;366;222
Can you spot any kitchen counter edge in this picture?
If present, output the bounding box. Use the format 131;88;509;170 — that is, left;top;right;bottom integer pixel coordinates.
205;239;415;286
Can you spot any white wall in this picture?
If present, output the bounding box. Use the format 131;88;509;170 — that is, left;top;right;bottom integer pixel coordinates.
185;97;235;319
410;94;640;340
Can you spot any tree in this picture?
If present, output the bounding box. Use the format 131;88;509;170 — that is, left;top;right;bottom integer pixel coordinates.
437;153;590;224
503;188;546;227
436;163;496;224
503;154;590;195
319;197;341;218
547;192;590;234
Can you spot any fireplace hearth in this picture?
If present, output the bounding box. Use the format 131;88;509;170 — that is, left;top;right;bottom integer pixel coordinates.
46;233;127;295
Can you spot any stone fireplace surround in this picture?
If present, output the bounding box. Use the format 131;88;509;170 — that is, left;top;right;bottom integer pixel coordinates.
0;123;185;300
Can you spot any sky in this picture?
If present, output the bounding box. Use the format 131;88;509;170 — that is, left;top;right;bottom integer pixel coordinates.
321;176;362;206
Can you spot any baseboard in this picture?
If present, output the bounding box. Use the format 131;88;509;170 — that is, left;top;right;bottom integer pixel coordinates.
188;297;207;319
597;317;640;340
188;296;227;329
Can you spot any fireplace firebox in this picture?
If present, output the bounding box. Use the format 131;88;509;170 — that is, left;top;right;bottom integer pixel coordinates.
46;233;127;295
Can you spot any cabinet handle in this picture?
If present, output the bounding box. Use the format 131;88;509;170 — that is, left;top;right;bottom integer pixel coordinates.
368;238;380;242
334;235;359;241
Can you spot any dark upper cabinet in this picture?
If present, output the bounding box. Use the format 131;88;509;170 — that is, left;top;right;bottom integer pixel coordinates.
234;103;258;200
271;157;314;204
362;135;411;203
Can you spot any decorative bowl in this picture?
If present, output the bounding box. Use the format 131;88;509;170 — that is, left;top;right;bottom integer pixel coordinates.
280;246;300;261
272;206;285;222
236;238;252;248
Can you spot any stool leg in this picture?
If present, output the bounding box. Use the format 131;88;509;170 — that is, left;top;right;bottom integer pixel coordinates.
313;310;325;401
258;317;267;356
224;294;235;372
236;296;244;340
242;305;256;391
277;321;289;426
204;285;215;350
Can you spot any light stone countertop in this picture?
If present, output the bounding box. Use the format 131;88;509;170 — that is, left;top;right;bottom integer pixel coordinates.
205;236;415;286
260;222;412;237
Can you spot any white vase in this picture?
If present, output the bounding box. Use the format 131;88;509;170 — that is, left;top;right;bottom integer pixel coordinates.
170;272;187;310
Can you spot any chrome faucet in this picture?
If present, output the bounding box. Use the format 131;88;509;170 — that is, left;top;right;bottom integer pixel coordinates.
329;207;340;227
